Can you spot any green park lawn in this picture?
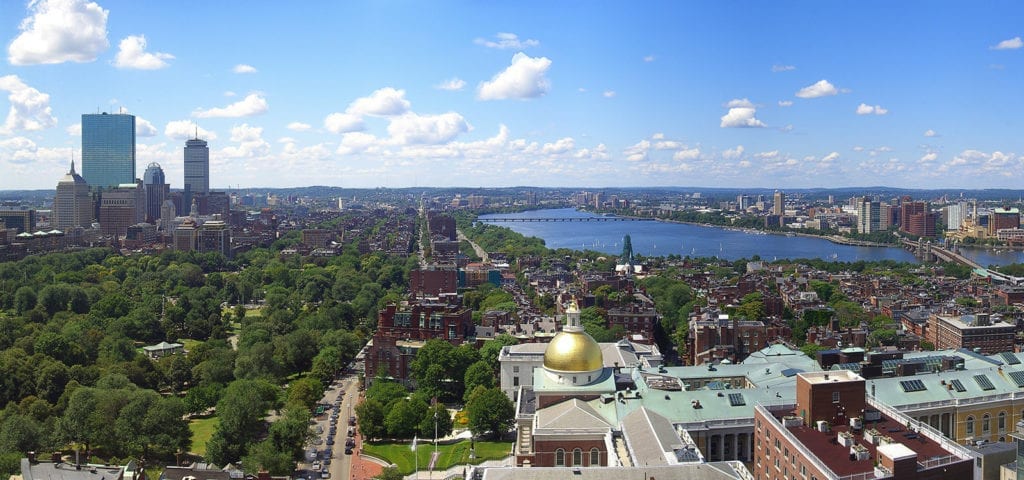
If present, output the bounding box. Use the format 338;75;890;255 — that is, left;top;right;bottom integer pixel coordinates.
362;440;511;475
188;415;218;457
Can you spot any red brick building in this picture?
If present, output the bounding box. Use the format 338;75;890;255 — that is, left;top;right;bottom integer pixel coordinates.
365;302;473;384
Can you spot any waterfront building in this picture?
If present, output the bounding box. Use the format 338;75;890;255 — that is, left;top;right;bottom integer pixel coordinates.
184;137;209;205
54;161;93;230
856;196;881;234
947;202;968;231
99;182;145;237
773;191;785;216
989;207;1020;236
82;113;136;188
142;162;169;224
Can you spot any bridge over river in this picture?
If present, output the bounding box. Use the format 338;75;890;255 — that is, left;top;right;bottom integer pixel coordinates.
901;238;1023;284
480;216;654;223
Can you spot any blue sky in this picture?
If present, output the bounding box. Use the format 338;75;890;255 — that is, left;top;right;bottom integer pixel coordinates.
0;1;1022;190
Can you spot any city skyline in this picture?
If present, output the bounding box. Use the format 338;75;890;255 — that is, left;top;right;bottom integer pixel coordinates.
0;1;1023;190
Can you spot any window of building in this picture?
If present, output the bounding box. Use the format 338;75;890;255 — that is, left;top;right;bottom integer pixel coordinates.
513;366;519;373
832;391;840;403
513;377;519;386
590;448;600;466
573;448;582;466
966;416;975;436
555;448;565;466
983;413;991;434
999;411;1007;432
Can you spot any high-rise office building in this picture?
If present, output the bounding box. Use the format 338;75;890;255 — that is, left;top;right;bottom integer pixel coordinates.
184;137;209;207
773;190;785;216
856;196;880;234
99;182;144;237
143;162;169;224
54;160;93;230
82;113;136;188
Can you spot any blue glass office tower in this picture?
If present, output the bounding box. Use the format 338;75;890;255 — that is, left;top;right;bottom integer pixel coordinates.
82;113;136;188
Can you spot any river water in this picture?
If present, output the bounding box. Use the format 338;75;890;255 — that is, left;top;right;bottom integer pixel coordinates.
478;208;1024;267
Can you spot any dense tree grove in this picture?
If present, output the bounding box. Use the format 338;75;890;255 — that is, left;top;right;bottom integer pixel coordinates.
0;217;408;476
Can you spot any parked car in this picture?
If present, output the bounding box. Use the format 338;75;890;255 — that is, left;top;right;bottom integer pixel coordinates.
344;447;353;455
348;416;356;426
345;438;355;448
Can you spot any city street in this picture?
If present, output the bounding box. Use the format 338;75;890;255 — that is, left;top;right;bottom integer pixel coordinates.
296;358;364;480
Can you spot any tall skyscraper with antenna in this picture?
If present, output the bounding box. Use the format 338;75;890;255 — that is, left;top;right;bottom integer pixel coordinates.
184;130;209;207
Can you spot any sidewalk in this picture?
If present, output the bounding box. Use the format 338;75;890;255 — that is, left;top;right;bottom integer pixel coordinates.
404;457;512;480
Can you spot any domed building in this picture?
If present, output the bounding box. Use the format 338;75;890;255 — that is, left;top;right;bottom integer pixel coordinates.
514;298;619;468
541;297;604;385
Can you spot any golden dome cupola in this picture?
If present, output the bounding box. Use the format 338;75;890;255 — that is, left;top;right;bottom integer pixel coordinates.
542;297;604;382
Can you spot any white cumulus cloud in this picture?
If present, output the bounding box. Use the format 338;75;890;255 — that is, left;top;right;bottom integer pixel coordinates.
542;137;575;155
221;123;270;158
821;152;840;163
66;123;81;136
435;78;466;91
603;90;616;98
725;98;755;108
623;140;650;162
324;113;364;134
771;64;796;72
387;112;469;145
474;32;539;50
720;107;766;128
478;53;552;100
136;116;157;136
991;37;1023;50
723;145;745;159
165;120;216;141
795;79;839;99
643;55;656;62
920;152;938;163
924;129;937;137
194;93;268;118
348;87;411;116
0;75;57;133
287;122;311;132
856;103;888;115
8;0;109;65
778;100;793;107
673;148;700;161
233;64;257;74
113;35;173;70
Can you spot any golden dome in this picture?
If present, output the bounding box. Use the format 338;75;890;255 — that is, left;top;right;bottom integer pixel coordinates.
543;330;603;373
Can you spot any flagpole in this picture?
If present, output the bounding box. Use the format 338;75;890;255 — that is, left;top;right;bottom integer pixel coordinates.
412;435;418;480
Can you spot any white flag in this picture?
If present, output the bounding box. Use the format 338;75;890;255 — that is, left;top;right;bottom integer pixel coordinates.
412;435;418;451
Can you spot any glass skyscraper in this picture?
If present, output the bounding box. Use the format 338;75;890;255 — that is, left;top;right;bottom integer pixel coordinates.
81;113;136;188
184;138;210;206
143;162;169;224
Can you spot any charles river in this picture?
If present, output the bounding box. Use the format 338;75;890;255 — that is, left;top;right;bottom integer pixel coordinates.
479;208;1024;267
